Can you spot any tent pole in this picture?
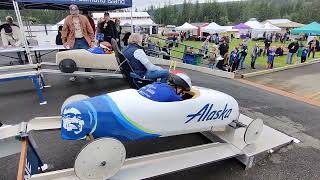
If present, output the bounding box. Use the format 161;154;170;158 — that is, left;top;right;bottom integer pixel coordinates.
131;6;133;33
13;0;33;65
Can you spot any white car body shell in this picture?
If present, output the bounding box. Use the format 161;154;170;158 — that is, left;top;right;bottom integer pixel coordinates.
107;86;240;137
56;49;119;70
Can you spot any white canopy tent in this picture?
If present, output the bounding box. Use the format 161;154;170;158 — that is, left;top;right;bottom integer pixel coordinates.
223;26;238;32
262;22;281;32
175;22;198;31
244;18;265;39
202;22;227;33
245;18;264;30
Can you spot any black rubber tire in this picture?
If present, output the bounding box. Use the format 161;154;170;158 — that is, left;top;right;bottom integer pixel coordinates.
59;59;77;73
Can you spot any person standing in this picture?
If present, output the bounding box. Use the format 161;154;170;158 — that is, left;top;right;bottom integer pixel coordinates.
267;46;275;69
122;31;131;47
263;38;271;56
115;18;122;49
98;12;117;44
297;42;304;64
200;39;209;58
61;4;95;81
55;25;63;45
219;40;229;57
207;45;219;69
286;39;299;65
230;47;239;72
61;4;94;49
301;47;308;63
83;10;96;34
238;43;248;70
251;43;260;69
308;37;318;59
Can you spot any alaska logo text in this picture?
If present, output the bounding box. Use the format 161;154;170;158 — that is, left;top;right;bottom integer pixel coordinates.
185;104;232;123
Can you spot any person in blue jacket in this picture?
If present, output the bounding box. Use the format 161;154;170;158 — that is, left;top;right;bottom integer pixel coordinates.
138;73;192;102
301;47;308;63
122;33;169;83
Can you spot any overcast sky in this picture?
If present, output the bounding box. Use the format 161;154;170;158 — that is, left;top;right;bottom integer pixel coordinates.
133;0;238;10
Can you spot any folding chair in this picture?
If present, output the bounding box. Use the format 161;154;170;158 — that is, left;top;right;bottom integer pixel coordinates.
111;39;154;89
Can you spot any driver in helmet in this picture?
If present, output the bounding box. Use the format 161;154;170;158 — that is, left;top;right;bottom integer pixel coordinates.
138;73;192;102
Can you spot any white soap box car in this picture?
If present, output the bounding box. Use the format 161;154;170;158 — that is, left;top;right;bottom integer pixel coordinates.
56;49;119;73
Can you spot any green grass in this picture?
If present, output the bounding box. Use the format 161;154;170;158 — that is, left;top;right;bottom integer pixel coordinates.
151;37;320;69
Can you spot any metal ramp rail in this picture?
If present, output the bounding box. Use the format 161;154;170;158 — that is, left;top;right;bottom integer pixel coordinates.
0;71;47;105
3;114;295;180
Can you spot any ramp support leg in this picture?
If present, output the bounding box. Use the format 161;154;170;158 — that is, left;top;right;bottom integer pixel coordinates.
17;138;28;180
236;155;254;170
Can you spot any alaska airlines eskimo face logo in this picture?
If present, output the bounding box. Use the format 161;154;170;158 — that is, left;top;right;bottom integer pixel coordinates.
185;104;233;123
62;108;84;135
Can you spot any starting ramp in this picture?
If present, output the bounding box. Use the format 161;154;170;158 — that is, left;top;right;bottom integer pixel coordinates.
0;114;297;180
0;70;47;105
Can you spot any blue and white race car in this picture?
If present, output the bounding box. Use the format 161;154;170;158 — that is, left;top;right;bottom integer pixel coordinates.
60;83;263;179
61;86;239;141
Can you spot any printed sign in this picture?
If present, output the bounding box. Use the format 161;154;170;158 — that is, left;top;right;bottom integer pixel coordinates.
185;103;233;123
24;140;43;180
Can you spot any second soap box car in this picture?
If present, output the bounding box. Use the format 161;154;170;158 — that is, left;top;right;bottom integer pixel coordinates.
56;49;120;73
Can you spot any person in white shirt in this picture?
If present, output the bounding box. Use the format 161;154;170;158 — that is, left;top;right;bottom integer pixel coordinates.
0;16;29;64
0;16;22;48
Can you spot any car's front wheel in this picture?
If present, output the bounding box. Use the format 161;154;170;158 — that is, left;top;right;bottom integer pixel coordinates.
59;59;77;73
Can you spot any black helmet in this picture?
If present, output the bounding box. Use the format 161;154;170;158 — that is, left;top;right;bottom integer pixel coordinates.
169;73;192;91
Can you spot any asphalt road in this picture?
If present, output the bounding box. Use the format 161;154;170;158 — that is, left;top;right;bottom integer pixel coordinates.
249;62;320;101
0;68;319;180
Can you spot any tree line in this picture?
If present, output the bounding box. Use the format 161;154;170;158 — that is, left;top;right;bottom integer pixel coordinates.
147;0;320;26
0;9;68;24
0;0;319;26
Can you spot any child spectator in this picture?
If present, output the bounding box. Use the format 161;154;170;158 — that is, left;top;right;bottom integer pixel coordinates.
200;39;210;58
207;45;220;69
238;43;248;70
275;45;284;56
230;48;239;72
267;47;275;69
216;56;226;71
183;46;195;64
301;47;308;63
162;45;171;60
224;53;230;66
186;46;194;54
297;42;304;64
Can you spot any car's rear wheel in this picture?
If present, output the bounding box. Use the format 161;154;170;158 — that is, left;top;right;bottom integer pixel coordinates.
59;59;77;73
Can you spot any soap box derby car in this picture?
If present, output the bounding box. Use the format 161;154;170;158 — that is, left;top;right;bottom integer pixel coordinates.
60;80;263;179
56;38;184;95
56;48;119;73
56;39;158;90
59;40;263;179
56;41;168;76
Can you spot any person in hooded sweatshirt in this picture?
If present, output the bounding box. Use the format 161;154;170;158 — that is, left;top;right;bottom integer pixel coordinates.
56;25;63;45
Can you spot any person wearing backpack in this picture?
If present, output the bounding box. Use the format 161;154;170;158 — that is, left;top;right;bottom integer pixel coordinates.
0;16;22;48
0;16;28;64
